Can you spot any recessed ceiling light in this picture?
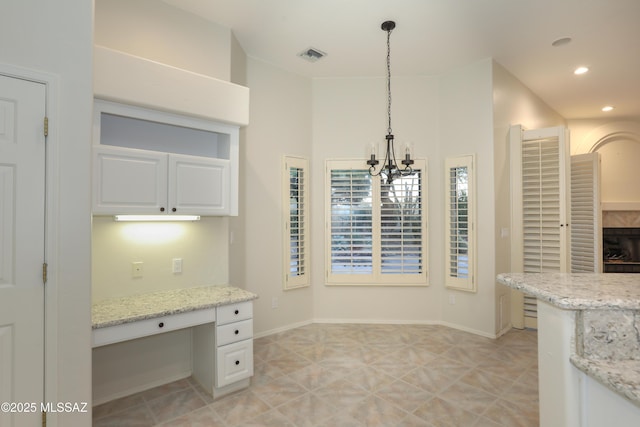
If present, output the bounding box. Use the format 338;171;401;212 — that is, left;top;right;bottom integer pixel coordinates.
602;106;614;112
574;66;589;75
551;37;572;47
298;47;327;63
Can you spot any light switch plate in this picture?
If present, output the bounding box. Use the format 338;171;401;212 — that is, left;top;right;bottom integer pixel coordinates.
172;258;183;274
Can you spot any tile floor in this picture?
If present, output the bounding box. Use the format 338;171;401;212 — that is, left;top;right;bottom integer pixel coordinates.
92;323;539;426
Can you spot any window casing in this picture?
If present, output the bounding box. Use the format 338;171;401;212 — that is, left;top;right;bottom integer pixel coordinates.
325;159;428;285
283;156;309;289
444;155;476;292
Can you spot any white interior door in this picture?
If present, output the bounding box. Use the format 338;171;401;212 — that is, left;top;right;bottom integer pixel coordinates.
0;74;46;426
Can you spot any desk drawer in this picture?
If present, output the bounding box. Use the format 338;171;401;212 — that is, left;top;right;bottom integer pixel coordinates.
92;308;215;347
215;339;253;387
216;301;253;325
216;319;253;346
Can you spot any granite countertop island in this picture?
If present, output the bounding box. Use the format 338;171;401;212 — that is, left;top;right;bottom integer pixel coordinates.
498;272;640;425
92;285;258;329
497;272;640;310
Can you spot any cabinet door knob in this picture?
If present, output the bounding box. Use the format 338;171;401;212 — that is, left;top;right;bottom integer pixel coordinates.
234;329;239;335
235;360;240;366
160;207;165;212
234;309;239;315
172;207;177;212
158;322;164;328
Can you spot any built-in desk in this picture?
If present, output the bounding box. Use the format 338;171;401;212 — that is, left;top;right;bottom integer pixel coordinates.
92;285;258;400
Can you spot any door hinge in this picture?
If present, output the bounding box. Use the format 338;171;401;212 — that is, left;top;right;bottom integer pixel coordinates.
42;262;48;284
44;117;49;137
42;411;47;427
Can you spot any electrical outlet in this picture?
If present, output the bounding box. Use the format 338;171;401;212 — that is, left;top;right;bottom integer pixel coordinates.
271;297;278;309
132;262;143;278
449;294;456;305
172;258;183;274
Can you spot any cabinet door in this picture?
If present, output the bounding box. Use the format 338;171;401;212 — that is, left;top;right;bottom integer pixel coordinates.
93;146;168;214
168;154;230;215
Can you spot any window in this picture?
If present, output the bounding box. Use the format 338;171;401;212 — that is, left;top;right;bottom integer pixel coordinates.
325;159;428;285
444;155;476;292
283;156;309;289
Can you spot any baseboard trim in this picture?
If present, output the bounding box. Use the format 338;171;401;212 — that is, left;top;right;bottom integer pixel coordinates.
256;318;509;340
253;319;314;339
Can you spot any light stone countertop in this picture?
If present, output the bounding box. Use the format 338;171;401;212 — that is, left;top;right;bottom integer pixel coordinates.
497;272;640;407
92;285;258;329
570;355;640;404
496;272;640;310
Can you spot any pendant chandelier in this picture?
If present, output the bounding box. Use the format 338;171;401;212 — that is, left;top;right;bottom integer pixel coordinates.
367;20;413;184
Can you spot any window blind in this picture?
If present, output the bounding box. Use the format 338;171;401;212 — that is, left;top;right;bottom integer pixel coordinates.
283;156;309;289
289;165;305;277
380;172;423;274
326;159;427;285
330;168;373;275
448;166;469;279
444;155;475;292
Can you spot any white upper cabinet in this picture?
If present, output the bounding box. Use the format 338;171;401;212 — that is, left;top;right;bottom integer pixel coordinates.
168;154;230;215
92;100;239;216
94;145;168;214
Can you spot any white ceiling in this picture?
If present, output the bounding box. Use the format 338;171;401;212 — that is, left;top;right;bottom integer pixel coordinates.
164;0;640;121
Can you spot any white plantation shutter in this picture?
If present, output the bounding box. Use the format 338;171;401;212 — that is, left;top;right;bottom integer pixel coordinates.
445;155;476;292
570;153;602;273
283;156;309;289
510;125;571;328
326;159;427;285
329;166;374;279
380;172;424;274
521;138;565;273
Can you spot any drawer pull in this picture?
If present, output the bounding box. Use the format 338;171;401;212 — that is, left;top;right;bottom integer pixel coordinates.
234;329;239;335
158;322;164;328
235;360;240;365
234;309;239;315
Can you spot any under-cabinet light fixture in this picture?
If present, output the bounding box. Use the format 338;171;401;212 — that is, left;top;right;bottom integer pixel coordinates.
574;66;589;75
113;215;201;222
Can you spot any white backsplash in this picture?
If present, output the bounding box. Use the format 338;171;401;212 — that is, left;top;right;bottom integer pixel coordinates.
91;216;229;302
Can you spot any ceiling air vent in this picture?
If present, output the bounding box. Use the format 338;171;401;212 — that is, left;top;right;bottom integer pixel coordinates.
298;47;327;62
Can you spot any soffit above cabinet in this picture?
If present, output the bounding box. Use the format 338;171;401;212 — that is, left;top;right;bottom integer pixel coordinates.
94;45;249;127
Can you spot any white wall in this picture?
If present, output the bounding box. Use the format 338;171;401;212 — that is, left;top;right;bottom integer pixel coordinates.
569;119;640;205
438;59;496;335
95;0;231;81
492;61;566;332
311;75;444;325
0;0;93;425
92;217;230;301
239;57;314;335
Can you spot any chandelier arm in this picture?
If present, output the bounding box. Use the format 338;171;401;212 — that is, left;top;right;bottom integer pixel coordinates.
401;165;413;176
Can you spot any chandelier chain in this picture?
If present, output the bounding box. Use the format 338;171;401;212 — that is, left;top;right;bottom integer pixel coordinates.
386;27;392;136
